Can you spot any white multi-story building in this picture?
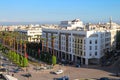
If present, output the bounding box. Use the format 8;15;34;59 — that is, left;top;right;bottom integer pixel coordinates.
60;19;83;30
42;19;119;65
15;26;42;42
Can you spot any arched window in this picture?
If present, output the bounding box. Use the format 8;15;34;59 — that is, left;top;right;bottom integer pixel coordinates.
90;40;92;44
95;40;97;44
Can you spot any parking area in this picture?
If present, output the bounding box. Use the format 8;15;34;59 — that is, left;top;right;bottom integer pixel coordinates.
0;52;120;80
7;64;119;80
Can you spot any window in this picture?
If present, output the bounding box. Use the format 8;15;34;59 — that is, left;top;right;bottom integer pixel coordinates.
95;52;97;56
95;40;97;44
84;40;86;44
90;40;92;44
84;52;86;56
89;46;92;50
72;39;74;42
72;49;74;53
69;43;71;46
69;38;71;41
89;53;92;56
69;48;71;52
95;46;97;50
72;44;74;47
79;39;82;43
64;37;66;40
78;39;79;43
80;51;82;56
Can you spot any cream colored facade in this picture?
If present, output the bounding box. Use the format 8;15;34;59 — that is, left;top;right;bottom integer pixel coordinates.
15;27;42;42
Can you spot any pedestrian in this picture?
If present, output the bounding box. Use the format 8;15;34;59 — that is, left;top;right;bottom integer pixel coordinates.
12;74;14;77
26;68;28;72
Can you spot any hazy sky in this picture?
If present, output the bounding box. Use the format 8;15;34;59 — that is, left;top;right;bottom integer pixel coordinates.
0;0;120;23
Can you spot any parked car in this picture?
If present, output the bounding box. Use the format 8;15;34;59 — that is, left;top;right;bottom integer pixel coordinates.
110;73;120;77
55;70;63;75
1;64;7;67
54;76;69;80
51;70;64;75
75;64;80;68
11;67;23;73
99;77;110;80
3;58;9;61
40;66;47;70
34;66;41;70
12;69;19;73
24;73;32;77
0;68;7;72
0;56;4;59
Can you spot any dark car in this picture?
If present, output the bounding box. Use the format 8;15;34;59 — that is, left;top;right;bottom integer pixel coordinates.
54;76;69;80
99;77;110;80
75;64;80;68
24;73;32;77
13;69;19;73
0;68;7;72
1;64;7;67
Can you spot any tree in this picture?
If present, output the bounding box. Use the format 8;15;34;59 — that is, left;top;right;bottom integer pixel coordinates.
40;38;45;52
13;52;17;62
52;55;57;65
23;57;28;67
16;53;20;64
51;36;56;55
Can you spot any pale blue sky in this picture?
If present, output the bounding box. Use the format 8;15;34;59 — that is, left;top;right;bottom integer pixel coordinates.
0;0;120;23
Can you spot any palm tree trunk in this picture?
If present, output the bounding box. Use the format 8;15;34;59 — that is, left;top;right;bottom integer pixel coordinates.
42;40;44;52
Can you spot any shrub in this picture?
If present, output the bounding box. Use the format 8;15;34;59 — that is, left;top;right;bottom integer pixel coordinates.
52;55;57;65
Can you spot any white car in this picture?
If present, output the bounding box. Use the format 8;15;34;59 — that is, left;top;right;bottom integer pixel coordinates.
55;70;63;75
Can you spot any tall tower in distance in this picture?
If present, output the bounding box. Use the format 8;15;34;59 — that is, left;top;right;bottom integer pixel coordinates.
109;17;112;29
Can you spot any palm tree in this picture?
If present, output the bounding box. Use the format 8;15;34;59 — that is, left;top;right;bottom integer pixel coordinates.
19;39;23;55
23;40;28;58
40;38;45;52
51;36;56;55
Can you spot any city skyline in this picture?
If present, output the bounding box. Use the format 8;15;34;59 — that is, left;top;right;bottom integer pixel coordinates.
0;0;120;24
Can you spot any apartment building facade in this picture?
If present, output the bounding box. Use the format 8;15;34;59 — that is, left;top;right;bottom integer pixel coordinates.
42;28;117;65
41;18;119;65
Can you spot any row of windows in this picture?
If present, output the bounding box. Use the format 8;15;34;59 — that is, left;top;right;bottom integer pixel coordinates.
61;36;66;40
54;45;59;49
65;48;98;57
29;32;41;34
61;41;66;45
61;46;66;51
89;52;97;56
89;40;97;44
74;45;82;49
89;46;97;50
75;39;83;43
105;38;110;42
75;51;83;56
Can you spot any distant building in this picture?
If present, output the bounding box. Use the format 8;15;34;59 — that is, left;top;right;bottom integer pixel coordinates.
60;19;83;30
15;26;42;42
